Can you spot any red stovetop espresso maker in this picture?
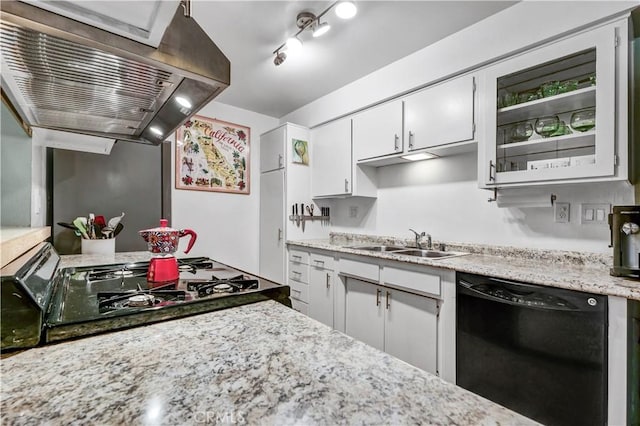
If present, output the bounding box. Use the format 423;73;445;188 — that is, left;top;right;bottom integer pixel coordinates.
139;219;197;283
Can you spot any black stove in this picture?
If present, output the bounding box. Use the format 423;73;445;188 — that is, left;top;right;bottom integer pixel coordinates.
1;246;290;351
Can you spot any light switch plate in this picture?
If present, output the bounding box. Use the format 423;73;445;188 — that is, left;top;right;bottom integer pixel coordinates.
554;202;570;223
581;203;610;225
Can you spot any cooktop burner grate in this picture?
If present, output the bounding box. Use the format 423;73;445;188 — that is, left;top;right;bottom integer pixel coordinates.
97;288;188;313
185;274;259;297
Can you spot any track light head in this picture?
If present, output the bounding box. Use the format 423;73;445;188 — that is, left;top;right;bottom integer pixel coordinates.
274;51;287;66
312;21;331;38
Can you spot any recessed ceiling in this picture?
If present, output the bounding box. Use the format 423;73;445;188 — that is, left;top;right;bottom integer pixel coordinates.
192;1;517;118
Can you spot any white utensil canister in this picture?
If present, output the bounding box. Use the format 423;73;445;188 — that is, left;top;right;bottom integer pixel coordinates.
81;238;115;255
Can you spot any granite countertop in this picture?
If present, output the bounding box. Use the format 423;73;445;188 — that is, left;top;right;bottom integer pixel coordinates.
59;251;155;268
58;251;198;269
0;300;537;425
287;234;640;301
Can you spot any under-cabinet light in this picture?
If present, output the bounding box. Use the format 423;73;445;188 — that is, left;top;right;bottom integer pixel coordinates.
401;153;438;162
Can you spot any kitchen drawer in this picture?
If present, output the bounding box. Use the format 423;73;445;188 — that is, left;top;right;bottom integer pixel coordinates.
381;266;441;297
310;252;334;270
289;249;309;265
288;279;309;303
288;263;309;283
290;298;309;315
339;258;379;282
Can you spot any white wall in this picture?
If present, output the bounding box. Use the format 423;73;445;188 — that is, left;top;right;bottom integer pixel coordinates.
279;1;638;254
329;153;634;254
172;101;279;273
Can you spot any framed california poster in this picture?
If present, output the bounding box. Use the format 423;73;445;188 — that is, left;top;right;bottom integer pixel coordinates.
175;116;250;194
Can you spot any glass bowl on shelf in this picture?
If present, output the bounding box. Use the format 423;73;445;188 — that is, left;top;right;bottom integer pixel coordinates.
570;108;596;132
549;120;573;137
507;122;534;143
534;116;560;138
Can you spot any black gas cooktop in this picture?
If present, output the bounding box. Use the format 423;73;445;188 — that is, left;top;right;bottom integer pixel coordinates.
1;246;290;351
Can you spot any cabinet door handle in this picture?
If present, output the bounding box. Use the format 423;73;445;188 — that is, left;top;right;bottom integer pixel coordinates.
394;134;399;151
314;259;324;267
278;228;283;241
292;271;301;278
278;154;283;168
376;288;381;306
386;291;391;309
292;254;301;260
344;178;349;193
489;160;495;182
408;131;414;149
326;272;331;288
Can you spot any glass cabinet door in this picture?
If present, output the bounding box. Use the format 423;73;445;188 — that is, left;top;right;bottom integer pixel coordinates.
482;25;616;186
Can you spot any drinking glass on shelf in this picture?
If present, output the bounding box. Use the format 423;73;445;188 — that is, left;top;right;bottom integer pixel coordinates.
570;108;596;132
540;81;560;97
534;116;560;138
558;79;578;94
502;92;518;107
517;91;538;104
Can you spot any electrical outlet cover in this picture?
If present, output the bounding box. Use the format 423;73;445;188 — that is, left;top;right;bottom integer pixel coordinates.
581;203;610;225
554;202;570;223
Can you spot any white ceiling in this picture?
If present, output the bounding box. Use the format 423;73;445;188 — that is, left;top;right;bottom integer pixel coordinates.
191;1;517;118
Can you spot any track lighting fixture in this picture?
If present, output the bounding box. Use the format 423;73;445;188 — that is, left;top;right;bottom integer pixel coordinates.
272;1;357;66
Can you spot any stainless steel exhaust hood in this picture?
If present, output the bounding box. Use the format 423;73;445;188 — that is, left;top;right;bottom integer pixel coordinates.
0;0;230;146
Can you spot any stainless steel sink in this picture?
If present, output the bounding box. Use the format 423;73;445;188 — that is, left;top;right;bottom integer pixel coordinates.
347;245;408;252
394;249;467;259
346;245;467;259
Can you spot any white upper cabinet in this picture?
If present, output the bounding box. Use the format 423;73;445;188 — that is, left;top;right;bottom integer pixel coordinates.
404;74;476;151
479;22;627;187
260;126;286;173
353;100;403;161
352;74;477;167
311;118;377;198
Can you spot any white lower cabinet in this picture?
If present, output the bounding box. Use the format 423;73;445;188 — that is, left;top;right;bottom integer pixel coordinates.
287;246;453;379
344;277;439;375
288;248;309;308
309;264;334;327
345;278;385;350
290;298;308;315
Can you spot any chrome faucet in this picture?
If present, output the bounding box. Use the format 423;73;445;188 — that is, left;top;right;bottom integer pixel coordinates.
409;229;432;250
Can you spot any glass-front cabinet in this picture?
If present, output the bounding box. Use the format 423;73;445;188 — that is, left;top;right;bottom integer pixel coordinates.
480;23;626;187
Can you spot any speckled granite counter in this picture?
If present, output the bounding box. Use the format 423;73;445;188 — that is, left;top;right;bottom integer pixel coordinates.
59;251;158;268
287;234;640;301
0;300;537;425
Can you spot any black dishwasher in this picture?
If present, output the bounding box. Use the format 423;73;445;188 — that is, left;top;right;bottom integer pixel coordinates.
456;272;607;426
